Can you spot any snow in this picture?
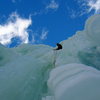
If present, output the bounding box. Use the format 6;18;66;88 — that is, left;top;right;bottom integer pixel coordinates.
0;14;100;100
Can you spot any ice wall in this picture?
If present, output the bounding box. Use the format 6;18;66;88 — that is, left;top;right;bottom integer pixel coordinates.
0;14;100;100
56;14;100;70
47;64;100;100
0;44;55;100
44;14;100;100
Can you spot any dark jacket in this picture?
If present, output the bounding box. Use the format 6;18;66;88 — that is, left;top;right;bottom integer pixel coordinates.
55;43;62;50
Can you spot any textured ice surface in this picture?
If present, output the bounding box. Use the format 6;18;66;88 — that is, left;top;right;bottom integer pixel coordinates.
47;64;100;100
55;14;100;70
0;14;100;100
0;44;54;100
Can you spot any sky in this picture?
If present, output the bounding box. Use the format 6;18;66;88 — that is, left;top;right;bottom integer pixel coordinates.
0;0;100;47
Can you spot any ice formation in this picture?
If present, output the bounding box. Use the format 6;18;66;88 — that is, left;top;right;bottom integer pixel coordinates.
0;14;100;100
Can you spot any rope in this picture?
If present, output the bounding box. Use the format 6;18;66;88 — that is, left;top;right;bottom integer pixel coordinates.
53;41;64;67
53;50;57;67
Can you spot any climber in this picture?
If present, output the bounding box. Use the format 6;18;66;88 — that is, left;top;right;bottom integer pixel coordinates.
54;43;62;50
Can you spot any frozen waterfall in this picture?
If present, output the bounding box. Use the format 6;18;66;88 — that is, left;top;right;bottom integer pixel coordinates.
0;14;100;100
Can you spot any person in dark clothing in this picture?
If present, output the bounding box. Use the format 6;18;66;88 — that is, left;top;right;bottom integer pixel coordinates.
54;43;62;50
